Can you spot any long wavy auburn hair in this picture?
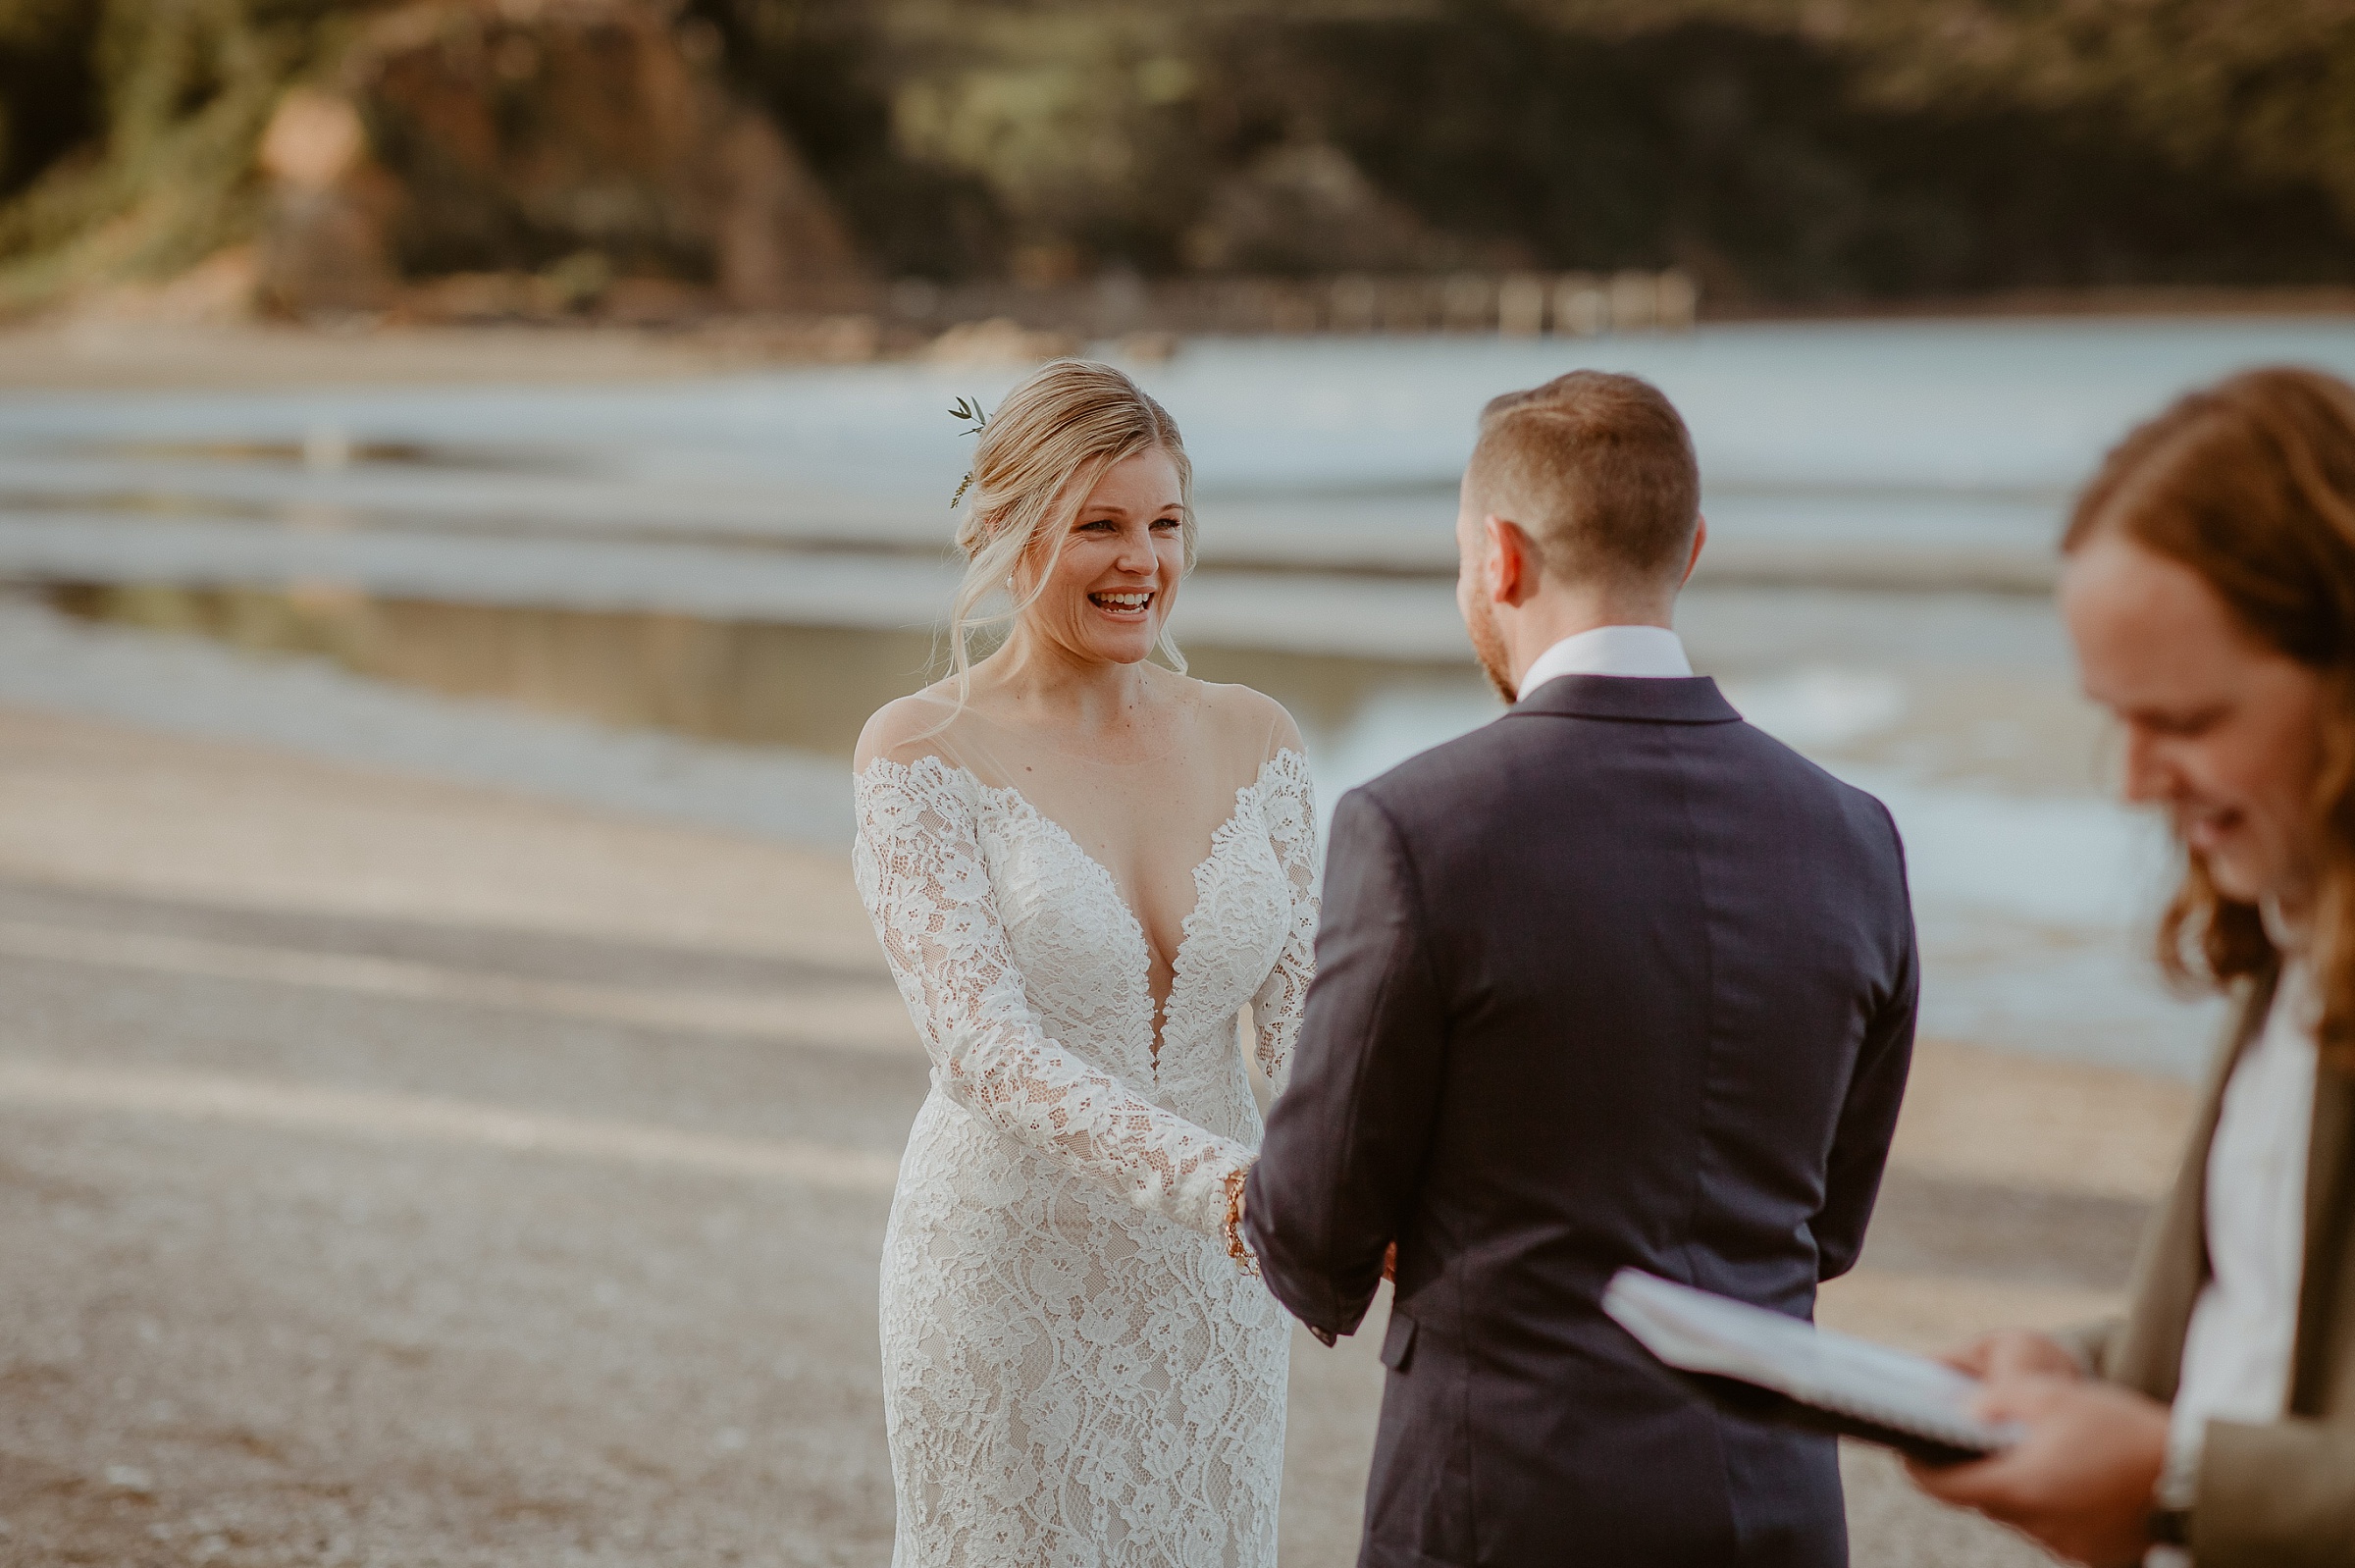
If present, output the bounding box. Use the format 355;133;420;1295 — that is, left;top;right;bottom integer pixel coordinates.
945;360;1196;694
2063;366;2355;1067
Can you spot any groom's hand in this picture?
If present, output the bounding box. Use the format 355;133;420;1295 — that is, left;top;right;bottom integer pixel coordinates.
1303;1246;1391;1348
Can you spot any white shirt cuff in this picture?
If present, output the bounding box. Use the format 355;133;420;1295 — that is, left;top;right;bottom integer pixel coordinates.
2142;1414;2203;1567
2159;1413;2203;1510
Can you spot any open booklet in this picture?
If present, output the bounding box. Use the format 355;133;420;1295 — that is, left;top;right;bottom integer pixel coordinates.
1602;1269;2022;1465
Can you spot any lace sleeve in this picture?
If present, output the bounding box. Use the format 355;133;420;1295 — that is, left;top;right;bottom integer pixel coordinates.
1248;750;1321;1095
854;758;1254;1237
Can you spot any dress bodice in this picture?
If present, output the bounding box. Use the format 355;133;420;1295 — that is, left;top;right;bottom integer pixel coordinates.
853;748;1318;1233
978;757;1306;1092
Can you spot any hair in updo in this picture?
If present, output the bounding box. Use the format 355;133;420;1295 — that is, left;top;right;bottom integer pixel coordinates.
948;360;1196;688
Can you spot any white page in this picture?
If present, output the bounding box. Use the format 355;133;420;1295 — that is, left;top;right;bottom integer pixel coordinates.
1603;1270;2020;1454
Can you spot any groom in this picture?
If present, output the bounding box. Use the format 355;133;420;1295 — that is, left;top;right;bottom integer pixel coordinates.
1246;371;1918;1567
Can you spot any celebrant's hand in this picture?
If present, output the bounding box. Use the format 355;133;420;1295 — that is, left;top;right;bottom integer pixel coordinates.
1906;1373;2170;1568
1938;1328;2084;1383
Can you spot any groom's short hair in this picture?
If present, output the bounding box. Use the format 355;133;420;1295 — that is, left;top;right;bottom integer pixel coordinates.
1467;371;1700;585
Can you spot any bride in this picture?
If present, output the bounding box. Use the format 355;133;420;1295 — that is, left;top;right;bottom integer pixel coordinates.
852;360;1319;1567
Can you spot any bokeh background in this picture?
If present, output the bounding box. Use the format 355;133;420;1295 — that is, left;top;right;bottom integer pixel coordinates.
1;3;2351;1566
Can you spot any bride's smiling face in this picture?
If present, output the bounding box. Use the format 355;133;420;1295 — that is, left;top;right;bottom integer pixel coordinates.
1015;447;1185;665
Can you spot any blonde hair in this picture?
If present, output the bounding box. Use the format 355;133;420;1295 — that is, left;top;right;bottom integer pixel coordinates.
947;360;1196;690
1467;370;1699;584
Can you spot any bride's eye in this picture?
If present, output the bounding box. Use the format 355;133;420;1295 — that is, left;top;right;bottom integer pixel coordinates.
1151;516;1181;532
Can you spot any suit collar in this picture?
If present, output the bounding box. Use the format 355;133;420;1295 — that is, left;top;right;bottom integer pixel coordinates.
1507;673;1741;726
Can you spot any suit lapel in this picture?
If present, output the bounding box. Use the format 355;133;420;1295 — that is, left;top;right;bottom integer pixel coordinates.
2291;1059;2355;1412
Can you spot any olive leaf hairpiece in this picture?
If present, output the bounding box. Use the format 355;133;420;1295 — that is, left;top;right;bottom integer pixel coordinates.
948;395;988;510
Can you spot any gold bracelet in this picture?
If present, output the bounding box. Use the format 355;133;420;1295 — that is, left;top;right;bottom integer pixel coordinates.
1224;1167;1259;1278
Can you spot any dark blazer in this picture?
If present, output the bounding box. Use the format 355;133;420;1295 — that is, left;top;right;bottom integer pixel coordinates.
1246;673;1918;1568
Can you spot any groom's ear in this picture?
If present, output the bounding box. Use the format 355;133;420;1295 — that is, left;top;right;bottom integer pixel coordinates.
1484;514;1538;603
1679;514;1708;590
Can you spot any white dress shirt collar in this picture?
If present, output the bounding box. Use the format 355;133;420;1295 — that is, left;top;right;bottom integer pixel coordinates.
1515;625;1693;699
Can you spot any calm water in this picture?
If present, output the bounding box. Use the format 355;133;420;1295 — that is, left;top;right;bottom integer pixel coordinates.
14;317;2348;1072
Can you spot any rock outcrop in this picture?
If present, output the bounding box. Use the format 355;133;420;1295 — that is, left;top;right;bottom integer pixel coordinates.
258;89;402;315
259;0;868;318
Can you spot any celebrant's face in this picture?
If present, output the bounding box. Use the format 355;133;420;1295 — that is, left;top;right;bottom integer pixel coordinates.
2063;533;2326;909
1017;447;1185;666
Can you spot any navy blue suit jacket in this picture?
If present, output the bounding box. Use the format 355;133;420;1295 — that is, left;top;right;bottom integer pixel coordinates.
1246;673;1917;1568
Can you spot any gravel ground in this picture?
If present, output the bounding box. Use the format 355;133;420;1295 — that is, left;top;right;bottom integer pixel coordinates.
0;703;2193;1566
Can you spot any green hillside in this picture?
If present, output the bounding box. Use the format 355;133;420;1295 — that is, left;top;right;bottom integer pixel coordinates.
4;0;2350;311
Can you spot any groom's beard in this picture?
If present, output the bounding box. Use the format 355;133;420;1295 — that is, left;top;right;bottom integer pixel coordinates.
1465;595;1517;703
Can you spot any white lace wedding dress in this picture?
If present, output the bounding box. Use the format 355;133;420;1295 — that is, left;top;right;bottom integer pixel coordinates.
854;745;1318;1568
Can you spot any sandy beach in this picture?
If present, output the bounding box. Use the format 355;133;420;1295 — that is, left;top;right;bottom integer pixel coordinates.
0;690;2199;1566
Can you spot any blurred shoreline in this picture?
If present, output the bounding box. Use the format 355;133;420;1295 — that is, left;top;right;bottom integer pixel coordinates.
0;319;851;393
5;285;2353;393
1;317;2311;1076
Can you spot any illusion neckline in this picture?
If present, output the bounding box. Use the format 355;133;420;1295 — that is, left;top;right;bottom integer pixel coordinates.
860;748;1306;1072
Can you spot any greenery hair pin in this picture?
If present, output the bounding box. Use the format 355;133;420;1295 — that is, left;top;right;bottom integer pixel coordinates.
948;395;988;510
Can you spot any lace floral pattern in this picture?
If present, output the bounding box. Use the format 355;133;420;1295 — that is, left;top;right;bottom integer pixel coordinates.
854;750;1319;1568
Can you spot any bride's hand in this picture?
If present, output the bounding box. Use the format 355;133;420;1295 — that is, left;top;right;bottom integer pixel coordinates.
1383;1242;1397;1282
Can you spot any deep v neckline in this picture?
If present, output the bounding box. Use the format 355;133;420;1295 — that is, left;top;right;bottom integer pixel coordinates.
978;768;1268;1071
866;751;1290;1072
